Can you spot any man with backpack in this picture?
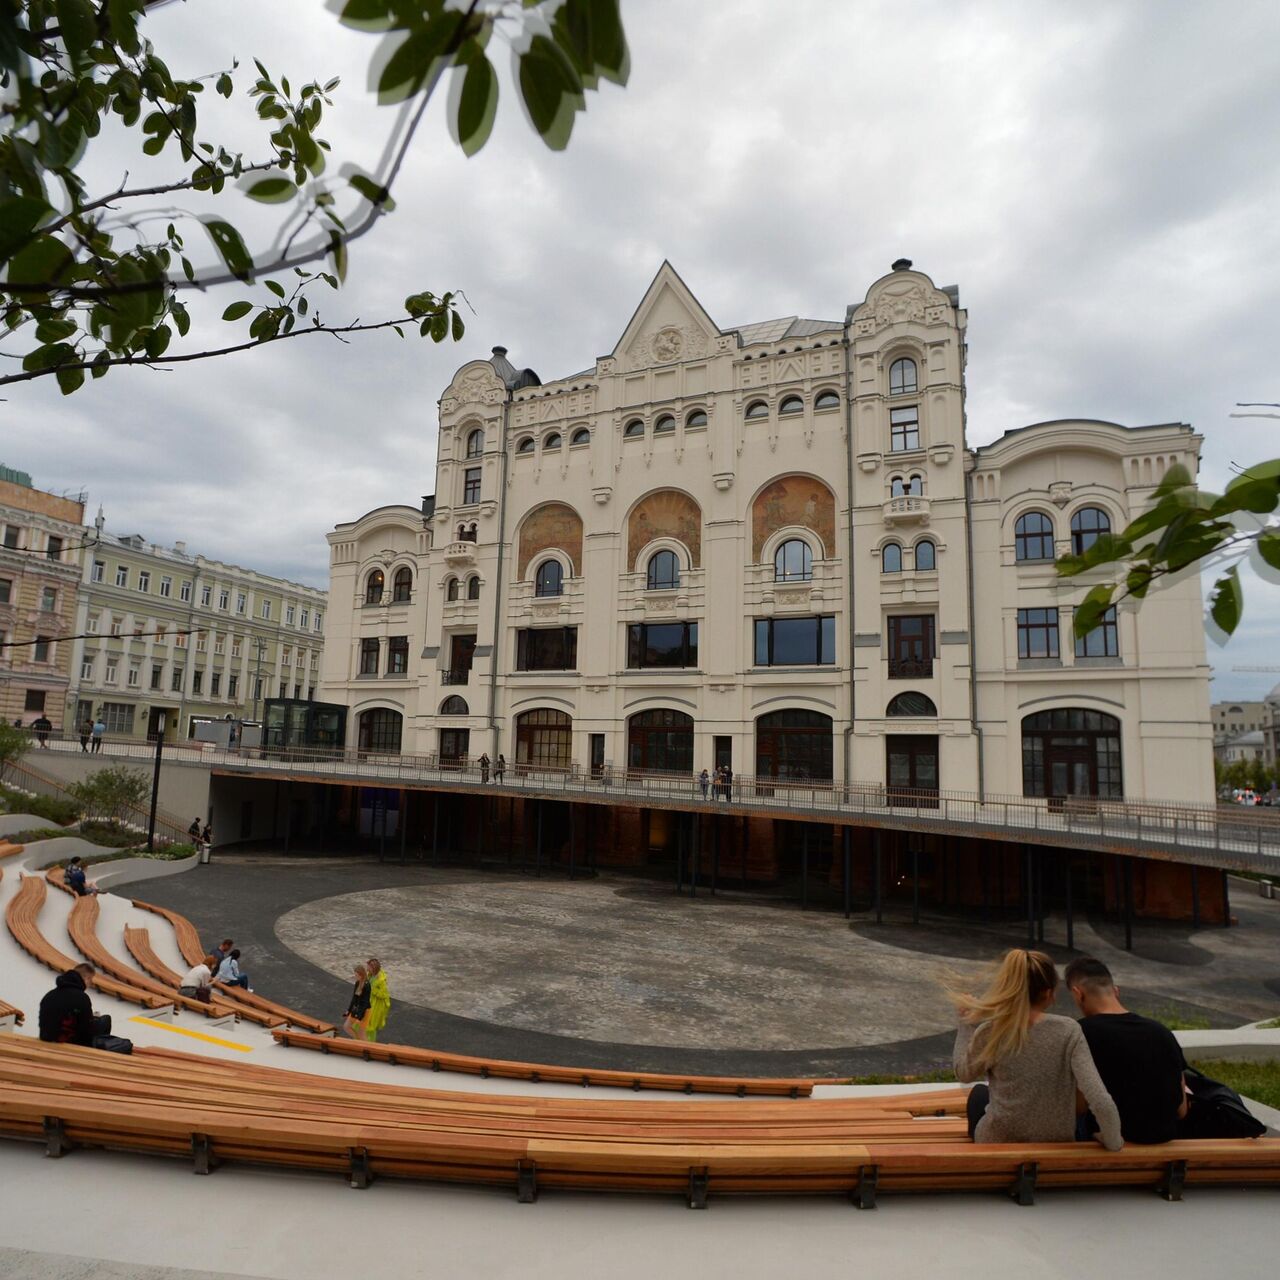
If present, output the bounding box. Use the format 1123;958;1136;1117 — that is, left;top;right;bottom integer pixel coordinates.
39;964;112;1046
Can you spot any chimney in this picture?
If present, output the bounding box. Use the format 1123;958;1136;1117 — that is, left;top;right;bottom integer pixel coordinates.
173;540;187;555
492;346;508;357
891;258;913;272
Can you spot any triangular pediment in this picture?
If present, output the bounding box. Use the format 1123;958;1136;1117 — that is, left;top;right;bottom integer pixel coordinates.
612;262;720;369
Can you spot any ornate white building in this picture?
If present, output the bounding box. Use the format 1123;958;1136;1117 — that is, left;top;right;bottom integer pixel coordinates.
320;261;1213;807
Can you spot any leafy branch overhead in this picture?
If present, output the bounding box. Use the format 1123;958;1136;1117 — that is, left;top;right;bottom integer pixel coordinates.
1058;461;1280;639
0;0;629;393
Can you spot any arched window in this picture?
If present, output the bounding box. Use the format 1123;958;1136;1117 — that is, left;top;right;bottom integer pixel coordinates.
1070;506;1111;555
745;400;769;421
889;357;918;396
774;538;813;582
440;695;469;715
646;549;680;590
392;567;412;602
756;709;833;781
466;575;480;601
515;708;573;769
653;414;675;434
364;569;384;605
570;427;590;446
814;390;840;410
881;542;903;574
357;708;402;754
543;432;561;450
465;428;483;458
1015;511;1056;562
516;436;534;454
890;475;923;498
779;394;804;415
535;559;563;597
445;576;459;602
914;539;936;571
624;418;645;438
686;409;708;428
887;692;937;716
1022;708;1122;800
628;709;694;772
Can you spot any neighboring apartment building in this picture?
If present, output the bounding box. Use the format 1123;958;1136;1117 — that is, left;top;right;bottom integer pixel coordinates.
1212;695;1280;767
321;261;1214;806
0;469;86;733
68;526;327;741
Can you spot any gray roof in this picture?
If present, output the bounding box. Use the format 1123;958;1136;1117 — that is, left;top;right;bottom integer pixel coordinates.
731;316;842;345
489;346;541;391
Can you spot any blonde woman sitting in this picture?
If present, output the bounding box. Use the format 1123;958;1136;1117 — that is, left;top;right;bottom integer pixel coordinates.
953;948;1123;1150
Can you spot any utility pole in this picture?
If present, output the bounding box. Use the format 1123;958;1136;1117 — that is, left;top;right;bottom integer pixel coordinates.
146;729;163;851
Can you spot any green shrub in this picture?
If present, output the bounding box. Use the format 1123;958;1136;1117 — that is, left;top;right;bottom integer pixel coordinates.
77;820;147;848
0;784;78;826
2;828;65;845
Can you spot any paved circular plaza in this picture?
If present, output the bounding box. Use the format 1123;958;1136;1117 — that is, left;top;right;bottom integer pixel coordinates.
125;859;1280;1077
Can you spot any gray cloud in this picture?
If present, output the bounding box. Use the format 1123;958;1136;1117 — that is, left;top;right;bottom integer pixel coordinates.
7;0;1279;695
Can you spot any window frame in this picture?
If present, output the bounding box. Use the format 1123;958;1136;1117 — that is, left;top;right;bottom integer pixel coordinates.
570;428;591;446
534;559;564;598
744;400;769;421
753;615;836;667
1074;605;1119;659
685;409;708;428
543;432;562;450
365;569;385;605
1070;506;1112;556
653;414;675;435
889;356;919;396
359;638;380;675
646;549;680;591
516;436;535;454
773;538;813;583
889;405;920;452
1017;606;1061;660
392;567;413;603
465;428;483;458
386;635;409;674
914;539;936;572
881;542;903;574
778;394;804;416
515;626;578;672
466;575;481;601
1014;511;1056;562
462;466;482;505
814;390;840;411
623;418;645;439
626;620;699;669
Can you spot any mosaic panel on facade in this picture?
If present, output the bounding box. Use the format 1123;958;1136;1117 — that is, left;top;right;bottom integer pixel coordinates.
627;490;702;570
517;502;584;578
752;476;837;559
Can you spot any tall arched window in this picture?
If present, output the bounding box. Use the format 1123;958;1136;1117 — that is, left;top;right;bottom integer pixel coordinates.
653;414;675;434
914;539;936;571
881;542;903;573
889;357;918;396
646;549;680;590
814;390;840;410
392;567;412;602
445;576;459;602
887;692;937;716
890;475;922;498
624;418;645;438
364;569;384;605
774;538;813;582
570;428;590;446
779;394;804;415
1070;506;1111;555
466;575;480;601
745;400;769;421
1015;511;1056;561
440;695;469;715
535;560;563;597
465;429;483;458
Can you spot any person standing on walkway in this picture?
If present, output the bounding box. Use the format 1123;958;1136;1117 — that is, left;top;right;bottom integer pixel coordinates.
90;716;105;753
201;822;212;853
495;754;506;784
365;957;391;1042
698;768;710;800
478;752;490;783
188;818;202;844
79;718;93;752
31;714;52;747
721;765;733;802
343;963;371;1039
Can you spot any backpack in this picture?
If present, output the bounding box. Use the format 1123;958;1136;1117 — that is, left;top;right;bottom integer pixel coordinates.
1179;1067;1266;1139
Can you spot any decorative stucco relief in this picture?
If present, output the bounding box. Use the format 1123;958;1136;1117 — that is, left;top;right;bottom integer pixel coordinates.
516;502;583;578
752;476;836;559
626;324;710;371
627;490;702;569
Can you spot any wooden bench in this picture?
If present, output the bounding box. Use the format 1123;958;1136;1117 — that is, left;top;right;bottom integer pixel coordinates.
0;998;23;1029
131;898;335;1034
123;926;285;1030
46;866;76;896
272;1028;817;1097
66;898;240;1023
0;841;23;861
0;1039;1274;1206
4;876;173;1013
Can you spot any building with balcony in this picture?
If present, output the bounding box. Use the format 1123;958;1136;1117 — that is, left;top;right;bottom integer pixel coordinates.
66;523;327;741
0;469;86;733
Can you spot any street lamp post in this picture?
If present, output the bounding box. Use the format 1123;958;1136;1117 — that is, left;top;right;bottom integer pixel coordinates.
253;639;267;720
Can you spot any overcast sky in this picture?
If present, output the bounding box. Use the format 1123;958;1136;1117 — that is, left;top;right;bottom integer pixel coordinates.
7;0;1280;699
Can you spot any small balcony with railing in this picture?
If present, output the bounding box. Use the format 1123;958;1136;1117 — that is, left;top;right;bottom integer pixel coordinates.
883;495;931;526
887;656;933;680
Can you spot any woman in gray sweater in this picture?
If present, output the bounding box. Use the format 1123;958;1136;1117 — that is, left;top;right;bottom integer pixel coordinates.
953;948;1123;1150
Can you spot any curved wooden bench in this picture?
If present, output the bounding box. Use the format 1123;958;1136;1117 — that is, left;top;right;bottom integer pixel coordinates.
123;926;284;1030
67;898;238;1022
0;1039;1274;1206
0;841;23;861
46;866;76;896
0;998;23;1028
131;898;335;1034
5;876;172;1012
272;1029;817;1098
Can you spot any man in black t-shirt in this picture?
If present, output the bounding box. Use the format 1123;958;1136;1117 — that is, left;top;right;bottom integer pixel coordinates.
1065;956;1188;1144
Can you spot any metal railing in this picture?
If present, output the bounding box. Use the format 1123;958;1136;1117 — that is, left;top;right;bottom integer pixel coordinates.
440;669;470;686
15;734;1280;872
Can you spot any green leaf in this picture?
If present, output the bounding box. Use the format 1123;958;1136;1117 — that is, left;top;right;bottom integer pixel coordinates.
216;73;234;98
55;0;99;59
378;13;465;105
338;0;395;32
145;324;172;359
454;51;498;156
35;318;78;344
221;300;253;322
1124;562;1154;600
244;177;297;204
1257;527;1280;572
519;34;586;150
202;218;255;282
1072;584;1115;638
451;308;464;341
7;235;75;290
587;0;630;85
22;342;77;373
171;301;191;337
264;280;285;298
349;173;395;209
0;196;51;263
1211;477;1280;517
55;364;85;396
107;0;145;55
327;231;348;284
1209;567;1243;635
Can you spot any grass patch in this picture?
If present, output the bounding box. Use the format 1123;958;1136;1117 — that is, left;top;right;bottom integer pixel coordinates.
1134;1006;1213;1031
1189;1059;1280;1111
844;1070;957;1085
1258;1017;1280;1030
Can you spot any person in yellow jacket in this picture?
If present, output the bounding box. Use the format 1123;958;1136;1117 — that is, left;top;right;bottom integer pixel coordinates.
365;957;391;1042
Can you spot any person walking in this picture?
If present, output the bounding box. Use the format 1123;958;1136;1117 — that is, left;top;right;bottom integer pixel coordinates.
188;818;202;844
495;754;506;784
79;718;93;752
201;822;212;853
343;964;371;1039
90;716;105;753
478;752;491;783
31;714;52;747
365;957;391;1042
952;948;1123;1150
698;768;710;800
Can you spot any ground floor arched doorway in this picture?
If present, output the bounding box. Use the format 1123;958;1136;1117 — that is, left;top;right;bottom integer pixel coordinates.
357;707;402;754
627;709;694;772
755;709;833;781
514;708;573;770
1021;708;1122;801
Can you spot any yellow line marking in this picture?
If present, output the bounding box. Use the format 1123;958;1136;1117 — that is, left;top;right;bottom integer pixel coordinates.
129;1016;253;1052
